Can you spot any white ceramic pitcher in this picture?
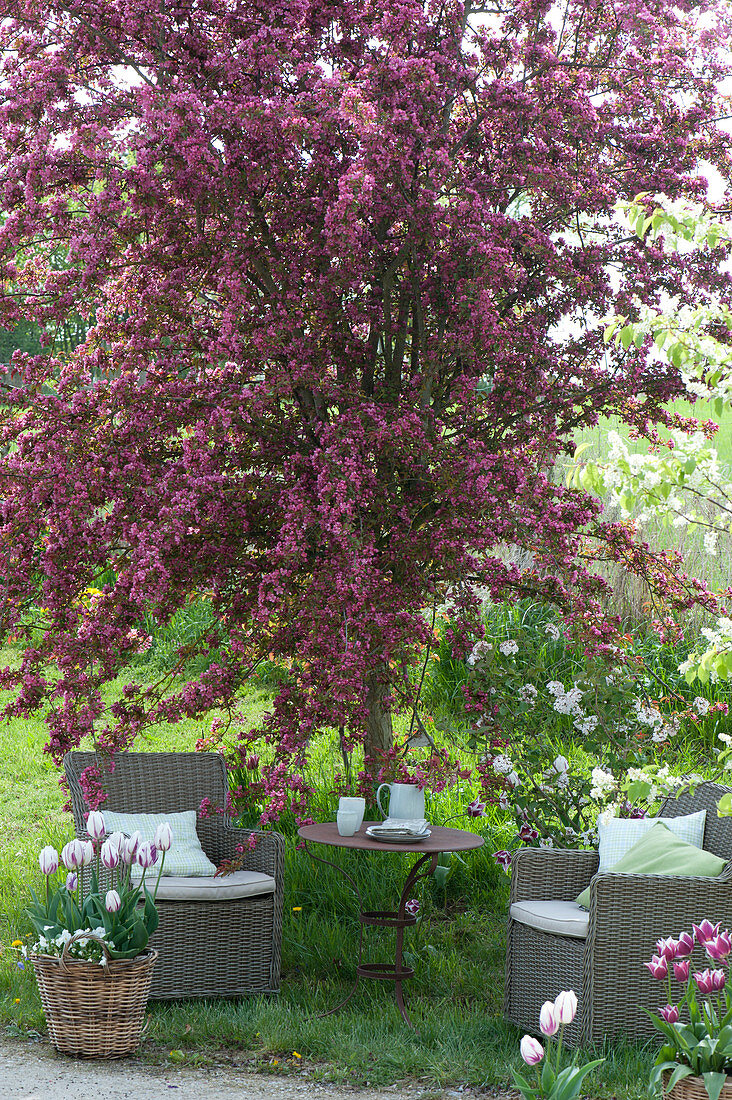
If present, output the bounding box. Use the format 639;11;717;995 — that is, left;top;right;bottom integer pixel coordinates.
375;782;425;822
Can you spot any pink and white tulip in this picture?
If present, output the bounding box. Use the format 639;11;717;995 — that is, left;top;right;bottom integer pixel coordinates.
539;1001;559;1036
137;841;158;869
553;989;578;1024
38;846;59;876
520;1035;544;1066
61;838;85;870
105;889;121;913
153;822;173;852
86;810;106;842
100;838;121;870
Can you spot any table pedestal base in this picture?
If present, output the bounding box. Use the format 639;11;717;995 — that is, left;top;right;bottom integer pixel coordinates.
304;844;438;1027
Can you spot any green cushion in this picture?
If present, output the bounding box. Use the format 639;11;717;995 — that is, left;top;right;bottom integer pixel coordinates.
102;809;217;877
577;821;725;909
597;810;706;870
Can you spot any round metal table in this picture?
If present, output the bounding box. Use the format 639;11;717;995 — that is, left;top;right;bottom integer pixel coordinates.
298;822;484;1027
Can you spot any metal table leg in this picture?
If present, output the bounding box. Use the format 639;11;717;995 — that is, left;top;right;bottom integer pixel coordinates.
304;840;439;1027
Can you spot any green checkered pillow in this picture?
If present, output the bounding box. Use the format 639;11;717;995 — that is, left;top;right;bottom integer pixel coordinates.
597;809;706;871
102;809;217;877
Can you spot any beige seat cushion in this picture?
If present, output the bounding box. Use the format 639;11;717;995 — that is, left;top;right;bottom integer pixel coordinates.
510;899;589;939
151;869;276;901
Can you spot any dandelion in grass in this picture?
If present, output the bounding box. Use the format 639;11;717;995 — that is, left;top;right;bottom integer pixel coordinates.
11;940;22;948
292;906;302;912
293;1051;302;1059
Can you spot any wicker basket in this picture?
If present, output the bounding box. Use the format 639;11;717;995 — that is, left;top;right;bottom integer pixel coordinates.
30;931;157;1058
663;1071;732;1099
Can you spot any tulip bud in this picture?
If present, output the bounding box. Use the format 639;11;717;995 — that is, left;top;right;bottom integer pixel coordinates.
100;838;120;870
153;822;173;852
137;841;158;869
123;831;142;864
659;1005;680;1024
38;845;59;876
65;872;78;892
86;811;106;842
673;959;690;981
520;1035;544;1066
61;838;85;871
539;1001;559;1036
645;955;669;980
105;889;121;913
553;989;578;1024
106;831;126;856
675;932;694;957
81;840;94;866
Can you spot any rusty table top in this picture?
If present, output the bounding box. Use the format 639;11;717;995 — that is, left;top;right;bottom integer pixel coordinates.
297;821;485;854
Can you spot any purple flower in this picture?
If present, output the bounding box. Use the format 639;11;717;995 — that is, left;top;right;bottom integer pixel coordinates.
705;932;732;961
693;968;726;994
404;899;420;917
65;872;78;892
518;824;539;842
675;932;694;957
655;937;678;961
645;955;669;980
100;838;120;870
61;838;85;871
673;959;690;981
659;1005;680;1023
466;799;486;818
493;850;512;868
693;921;720;945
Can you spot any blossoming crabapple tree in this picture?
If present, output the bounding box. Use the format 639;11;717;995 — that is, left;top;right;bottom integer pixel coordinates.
0;0;730;815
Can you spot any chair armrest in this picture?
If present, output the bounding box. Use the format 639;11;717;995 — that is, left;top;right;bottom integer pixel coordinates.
587;871;732;949
215;826;285;894
510;847;599;904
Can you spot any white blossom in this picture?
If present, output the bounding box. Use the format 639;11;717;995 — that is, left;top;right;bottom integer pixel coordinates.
544;623;561;640
693;696;710;716
499;639;519;656
546;681;565;696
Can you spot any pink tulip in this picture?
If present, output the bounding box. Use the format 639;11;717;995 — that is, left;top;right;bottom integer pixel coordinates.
694;968;726;994
553;990;578;1024
85;811;106;842
153;822;173;852
645;955;668;980
675;932;694;957
659;1005;680;1023
673;959;690;981
38;846;59;876
693;921;720;945
539;1001;559;1036
493;850;512;868
655;937;678;961
105;889;121;913
520;1035;544;1066
705;933;732;961
404;899;420;917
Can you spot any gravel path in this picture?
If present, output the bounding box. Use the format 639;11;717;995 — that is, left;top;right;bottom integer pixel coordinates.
0;1036;518;1100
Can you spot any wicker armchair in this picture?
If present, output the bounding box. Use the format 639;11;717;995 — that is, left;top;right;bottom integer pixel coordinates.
64;751;285;1000
504;782;732;1045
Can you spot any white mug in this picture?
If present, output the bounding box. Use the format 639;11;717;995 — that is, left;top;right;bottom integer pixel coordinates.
338;796;365;831
336;809;359;837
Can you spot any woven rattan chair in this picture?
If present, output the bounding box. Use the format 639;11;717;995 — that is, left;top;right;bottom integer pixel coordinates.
504;781;732;1045
64;751;285;1000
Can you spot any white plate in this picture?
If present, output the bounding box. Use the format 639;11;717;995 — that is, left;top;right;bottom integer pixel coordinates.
365;827;431;844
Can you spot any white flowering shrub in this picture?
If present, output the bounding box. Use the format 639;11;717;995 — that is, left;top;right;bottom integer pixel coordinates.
462;609;723;851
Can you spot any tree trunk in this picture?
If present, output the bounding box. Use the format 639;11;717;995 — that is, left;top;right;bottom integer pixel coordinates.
364;668;394;774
